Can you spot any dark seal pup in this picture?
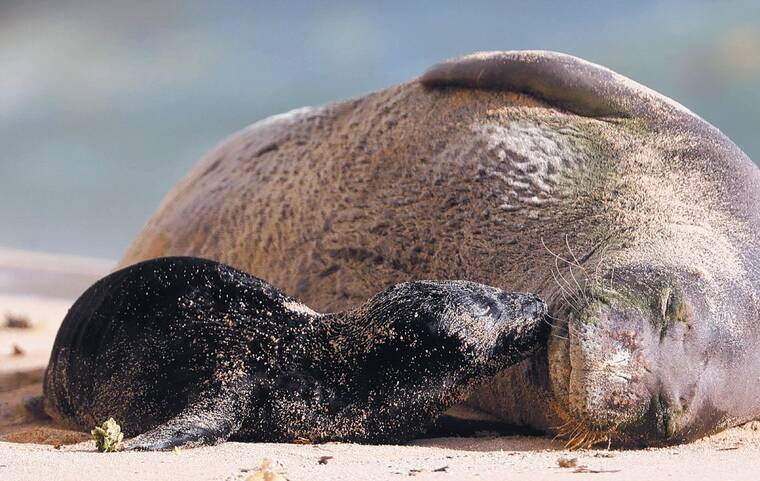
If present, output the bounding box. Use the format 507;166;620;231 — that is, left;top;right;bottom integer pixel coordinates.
43;256;547;450
120;50;760;447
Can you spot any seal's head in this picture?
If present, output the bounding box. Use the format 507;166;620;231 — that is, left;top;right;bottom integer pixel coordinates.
549;260;760;447
423;50;760;447
358;280;549;387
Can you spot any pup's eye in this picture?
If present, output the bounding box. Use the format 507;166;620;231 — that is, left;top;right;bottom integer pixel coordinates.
472;295;502;319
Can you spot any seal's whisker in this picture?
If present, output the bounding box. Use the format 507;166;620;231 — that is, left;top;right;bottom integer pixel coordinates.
564;426;579;443
553;419;573;432
556;257;590;311
542;238;576;270
570;433;587;450
593;243;611;278
565;431;583;450
552;264;585;312
543;313;569;340
552;278;582;315
547;328;569;340
544;312;568;331
566;265;587;307
550;269;575;303
550;399;619;451
565;421;585;444
553;281;575;309
542;237;582;272
575;431;594;450
543;237;590;312
544;235;592;307
564;234;591;292
545;320;568;340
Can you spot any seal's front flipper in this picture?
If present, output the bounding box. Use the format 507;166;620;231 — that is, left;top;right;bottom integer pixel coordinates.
124;379;252;451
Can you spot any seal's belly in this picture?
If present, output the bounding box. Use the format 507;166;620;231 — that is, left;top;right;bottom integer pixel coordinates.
454;355;558;433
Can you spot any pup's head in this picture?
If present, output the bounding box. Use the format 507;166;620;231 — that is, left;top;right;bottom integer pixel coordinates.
363;280;548;378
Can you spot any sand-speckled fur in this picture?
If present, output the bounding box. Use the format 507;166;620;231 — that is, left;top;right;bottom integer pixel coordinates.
43;256;547;449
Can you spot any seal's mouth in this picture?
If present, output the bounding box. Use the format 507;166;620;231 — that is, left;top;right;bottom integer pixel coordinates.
550;404;617;449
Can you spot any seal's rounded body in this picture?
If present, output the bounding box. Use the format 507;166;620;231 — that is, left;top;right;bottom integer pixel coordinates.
121;51;760;446
43;256;547;450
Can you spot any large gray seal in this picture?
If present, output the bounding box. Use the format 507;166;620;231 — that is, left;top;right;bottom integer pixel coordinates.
120;50;760;447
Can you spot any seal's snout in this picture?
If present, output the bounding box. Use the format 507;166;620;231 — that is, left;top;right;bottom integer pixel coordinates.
563;275;722;445
379;280;548;359
484;292;546;328
514;294;547;321
566;298;656;434
421;283;548;363
645;391;690;440
472;290;547;324
484;292;549;359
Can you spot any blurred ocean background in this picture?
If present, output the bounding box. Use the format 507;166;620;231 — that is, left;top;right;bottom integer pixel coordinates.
1;0;759;259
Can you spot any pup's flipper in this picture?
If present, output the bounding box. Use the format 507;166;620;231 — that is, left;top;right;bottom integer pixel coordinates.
124;378;252;451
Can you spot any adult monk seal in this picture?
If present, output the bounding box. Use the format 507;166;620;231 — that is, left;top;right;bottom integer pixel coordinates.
120;51;760;447
43;256;547;450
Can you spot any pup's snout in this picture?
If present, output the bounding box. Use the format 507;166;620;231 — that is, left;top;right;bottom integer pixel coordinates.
485;293;549;360
516;294;548;321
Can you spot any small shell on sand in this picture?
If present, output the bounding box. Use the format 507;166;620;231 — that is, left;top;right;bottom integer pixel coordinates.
244;459;288;481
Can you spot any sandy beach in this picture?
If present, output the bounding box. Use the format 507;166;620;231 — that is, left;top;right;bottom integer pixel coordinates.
2;249;760;480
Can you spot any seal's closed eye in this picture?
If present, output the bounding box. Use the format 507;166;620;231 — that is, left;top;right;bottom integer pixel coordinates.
43;256;548;450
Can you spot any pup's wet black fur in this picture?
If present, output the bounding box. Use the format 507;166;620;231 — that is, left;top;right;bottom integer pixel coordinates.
44;256;547;450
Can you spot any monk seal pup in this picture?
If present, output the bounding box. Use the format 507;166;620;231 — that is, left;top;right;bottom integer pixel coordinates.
120;51;760;446
42;256;548;450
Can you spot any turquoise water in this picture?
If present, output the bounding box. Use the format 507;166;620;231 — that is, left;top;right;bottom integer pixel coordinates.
1;0;759;258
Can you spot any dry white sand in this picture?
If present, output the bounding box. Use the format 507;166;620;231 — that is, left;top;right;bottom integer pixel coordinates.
2;249;760;481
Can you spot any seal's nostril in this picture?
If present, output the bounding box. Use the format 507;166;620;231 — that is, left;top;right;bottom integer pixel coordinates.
519;298;545;319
